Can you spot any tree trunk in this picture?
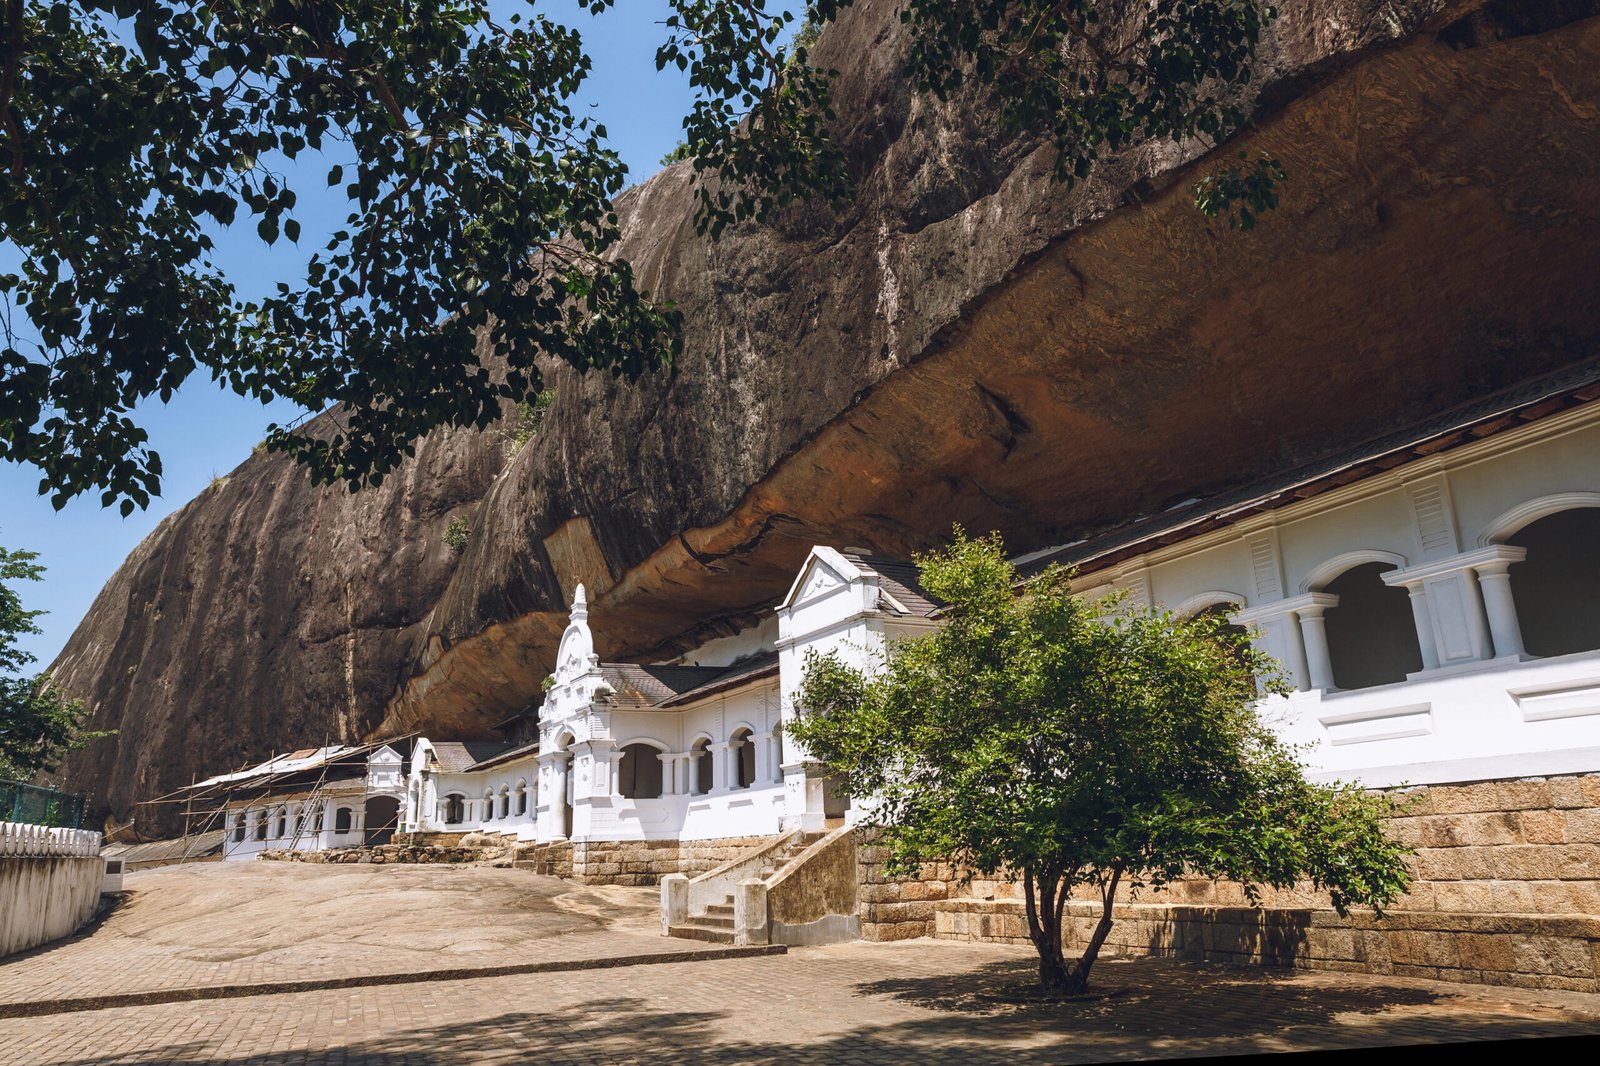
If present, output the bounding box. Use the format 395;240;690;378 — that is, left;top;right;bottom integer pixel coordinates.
1062;864;1123;995
1025;866;1073;992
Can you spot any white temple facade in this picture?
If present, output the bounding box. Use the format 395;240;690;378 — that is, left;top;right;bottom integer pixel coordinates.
399;550;942;847
200;383;1600;869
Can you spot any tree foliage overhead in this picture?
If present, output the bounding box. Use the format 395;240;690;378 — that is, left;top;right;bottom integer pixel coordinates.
1;0;1279;513
790;530;1412;994
0;543;110;781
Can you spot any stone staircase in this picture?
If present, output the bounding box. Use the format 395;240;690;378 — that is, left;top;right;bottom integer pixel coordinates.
667;831;826;944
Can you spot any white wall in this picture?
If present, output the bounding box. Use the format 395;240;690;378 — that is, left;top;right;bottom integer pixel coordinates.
0;855;103;958
1076;402;1600;787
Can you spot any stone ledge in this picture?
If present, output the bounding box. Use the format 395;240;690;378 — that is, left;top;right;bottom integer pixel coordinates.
0;944;790;1021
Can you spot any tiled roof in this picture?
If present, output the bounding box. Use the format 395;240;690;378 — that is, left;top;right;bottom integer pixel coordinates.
465;740;541;773
598;663;728;707
429;740;517;772
104;829;225;864
1013;359;1600;580
656;653;781;707
841;553;942;617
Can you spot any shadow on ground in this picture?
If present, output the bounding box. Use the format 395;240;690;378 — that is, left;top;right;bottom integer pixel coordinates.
26;957;1592;1065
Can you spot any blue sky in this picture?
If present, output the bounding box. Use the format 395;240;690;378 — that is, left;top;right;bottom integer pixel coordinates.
0;2;714;669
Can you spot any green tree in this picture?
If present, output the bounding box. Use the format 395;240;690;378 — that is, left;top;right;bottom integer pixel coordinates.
790;530;1412;995
0;545;110;781
2;1;1280;513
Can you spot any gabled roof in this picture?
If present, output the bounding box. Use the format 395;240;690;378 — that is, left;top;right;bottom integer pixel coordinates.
429;740;517;773
839;553;941;618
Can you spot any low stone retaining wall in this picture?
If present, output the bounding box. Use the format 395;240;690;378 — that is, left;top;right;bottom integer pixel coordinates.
564;836;777;886
861;773;1600;990
0;824;106;958
260;844;504;865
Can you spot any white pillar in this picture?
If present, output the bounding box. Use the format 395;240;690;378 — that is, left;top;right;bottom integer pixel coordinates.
657;752;678;796
1402;584;1442;670
1476;560;1526;658
1297;605;1336;692
711;742;733;794
752;732;773;784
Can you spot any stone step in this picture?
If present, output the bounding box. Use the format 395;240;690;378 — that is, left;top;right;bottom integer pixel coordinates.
704;904;734;917
668;922;737;944
689;913;735;928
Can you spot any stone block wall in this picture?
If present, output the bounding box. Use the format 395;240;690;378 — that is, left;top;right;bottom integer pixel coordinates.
558;836;778;886
911;773;1600;991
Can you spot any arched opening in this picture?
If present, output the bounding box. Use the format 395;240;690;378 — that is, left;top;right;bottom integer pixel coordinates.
730;728;756;789
232;812;246;844
1323;562;1422;690
334;807;353;834
1507;508;1600;658
690;738;713;795
275;810;287;839
482;792;495;823
514;781;528;817
254;813;267;841
363;795;400;845
618;743;664;799
498;786;510;819
311;806;324;835
443;794;465;825
1191;601;1255;684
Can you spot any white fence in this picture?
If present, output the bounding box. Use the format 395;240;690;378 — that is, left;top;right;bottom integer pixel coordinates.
0;821;102;857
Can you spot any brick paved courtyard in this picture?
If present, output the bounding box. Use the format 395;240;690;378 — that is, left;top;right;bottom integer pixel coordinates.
3;864;1599;1063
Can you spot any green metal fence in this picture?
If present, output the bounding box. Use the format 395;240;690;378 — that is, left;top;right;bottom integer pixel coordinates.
0;779;86;829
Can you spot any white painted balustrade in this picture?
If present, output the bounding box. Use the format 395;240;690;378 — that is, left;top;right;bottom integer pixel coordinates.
0;821;102;857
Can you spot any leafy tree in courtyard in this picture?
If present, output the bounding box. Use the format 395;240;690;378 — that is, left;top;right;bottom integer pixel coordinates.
2;0;1281;513
790;530;1412;994
0;544;110;781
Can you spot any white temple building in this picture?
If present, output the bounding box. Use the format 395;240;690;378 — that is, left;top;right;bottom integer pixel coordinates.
194;373;1600;897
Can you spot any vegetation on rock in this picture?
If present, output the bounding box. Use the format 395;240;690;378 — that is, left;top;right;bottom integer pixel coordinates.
443;515;472;558
790;529;1413;994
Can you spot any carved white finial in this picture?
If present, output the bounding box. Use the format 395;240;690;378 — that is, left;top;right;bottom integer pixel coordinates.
572;583;588;621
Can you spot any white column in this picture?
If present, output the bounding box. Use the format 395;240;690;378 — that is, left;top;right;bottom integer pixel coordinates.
753;732;777;784
711;742;733;794
1297;605;1336;692
1401;583;1442;670
1476;559;1527;658
658;752;677;796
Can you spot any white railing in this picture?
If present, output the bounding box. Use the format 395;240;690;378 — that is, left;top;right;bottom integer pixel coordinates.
0;821;102;858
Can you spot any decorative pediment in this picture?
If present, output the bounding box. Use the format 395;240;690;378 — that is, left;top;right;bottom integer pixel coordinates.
796;560;846;603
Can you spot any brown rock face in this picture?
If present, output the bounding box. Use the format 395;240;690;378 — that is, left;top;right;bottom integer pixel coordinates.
49;0;1600;826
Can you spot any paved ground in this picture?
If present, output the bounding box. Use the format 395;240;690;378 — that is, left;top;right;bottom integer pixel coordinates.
0;861;680;1007
4;863;1600;1063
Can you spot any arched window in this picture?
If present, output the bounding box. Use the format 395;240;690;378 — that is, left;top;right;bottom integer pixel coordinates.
482;792;495;822
276;810;288;838
731;728;755;789
514;781;528;817
334;807;353;834
618;743;664;799
232;813;246;843
1507;508;1600;658
690;738;713;795
1323;562;1422;690
443;794;465;825
254;813;267;841
498;786;511;819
